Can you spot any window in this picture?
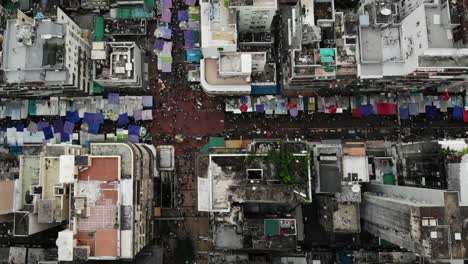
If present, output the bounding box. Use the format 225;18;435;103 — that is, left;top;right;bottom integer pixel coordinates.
347;173;358;181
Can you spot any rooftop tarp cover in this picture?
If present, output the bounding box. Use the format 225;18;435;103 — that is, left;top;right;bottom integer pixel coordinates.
95;16;104;41
320;48;335;57
117;6;153;19
264;220;280;236
200;137;225;153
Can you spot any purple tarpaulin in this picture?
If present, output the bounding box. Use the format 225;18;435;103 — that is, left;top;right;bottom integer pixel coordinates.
256;104;265;113
134;109;143;121
83;112;104;124
162;62;172;72
154;39;165;51
184;30;195;49
408;103;419;116
142;96;153;107
163;0;172;9
178;10;189;21
289;108;299;117
118;113;130;126
399;107;409;120
161;9;172;23
163;41;173;52
161;27;172;39
53;119;64;133
128;125;140;136
63;121;74;134
129;134;140;143
185;0;196;6
37;122;50;130
108;93;120;104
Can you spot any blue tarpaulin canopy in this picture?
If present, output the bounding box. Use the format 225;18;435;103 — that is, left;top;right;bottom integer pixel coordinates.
360;104;373;115
118;113;130;126
186;49;201;62
88;123;100;135
83;112;104;125
454;105;464;120
42;127;54;140
61;133;70;142
399;107;409;120
425;105;439;119
67;111;80;123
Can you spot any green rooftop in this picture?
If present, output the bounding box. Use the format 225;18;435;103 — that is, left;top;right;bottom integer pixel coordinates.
264;219;280;236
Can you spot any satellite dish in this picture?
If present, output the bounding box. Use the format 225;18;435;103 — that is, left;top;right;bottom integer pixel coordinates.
380;7;391;16
351;184;361;193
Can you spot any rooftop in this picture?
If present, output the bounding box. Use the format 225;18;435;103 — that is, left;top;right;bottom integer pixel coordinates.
75;156;121;258
198;143;312;212
358;1;468;77
214;218;297;250
2;19;66;84
202;58;250;85
93;42;140;82
200;1;237;50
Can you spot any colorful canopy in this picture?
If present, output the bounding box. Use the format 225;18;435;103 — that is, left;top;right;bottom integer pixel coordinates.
175;134;185;143
240;104;248;112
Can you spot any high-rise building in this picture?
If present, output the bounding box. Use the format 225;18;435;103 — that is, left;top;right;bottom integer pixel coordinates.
199;0;278;95
57;142;156;261
1;9;92;97
361;184;467;261
92;42;145;89
0;142;156;261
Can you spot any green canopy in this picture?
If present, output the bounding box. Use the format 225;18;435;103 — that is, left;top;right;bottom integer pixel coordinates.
321;56;334;64
95;16;104;41
383;174;396;185
200;137;225;153
28;100;36;115
93;82;103;94
320;48;335;57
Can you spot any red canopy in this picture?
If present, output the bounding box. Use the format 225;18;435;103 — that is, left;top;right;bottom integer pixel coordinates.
352;108;362;117
377;103;397;115
441;90;450;101
240;104;248;112
287;102;297;110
